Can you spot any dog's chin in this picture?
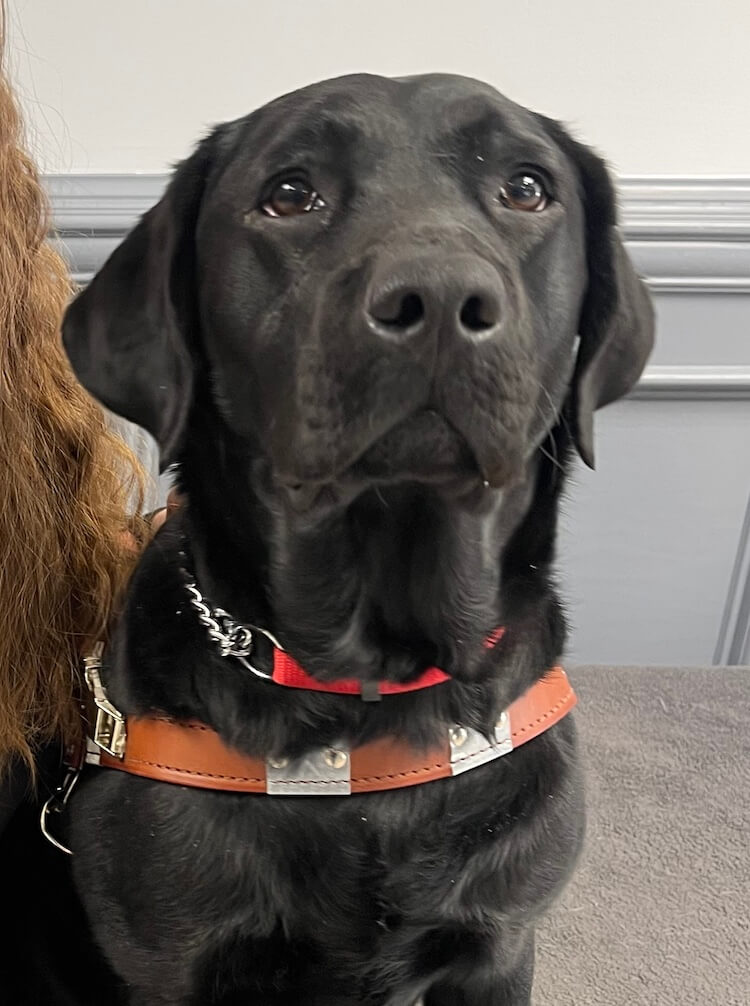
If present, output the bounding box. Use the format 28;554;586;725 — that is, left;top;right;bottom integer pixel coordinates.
278;410;520;515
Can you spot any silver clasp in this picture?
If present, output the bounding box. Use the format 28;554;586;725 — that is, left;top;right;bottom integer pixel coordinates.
83;642;126;758
40;761;81;855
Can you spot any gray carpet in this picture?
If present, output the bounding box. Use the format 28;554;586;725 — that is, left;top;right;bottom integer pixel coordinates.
534;666;749;1005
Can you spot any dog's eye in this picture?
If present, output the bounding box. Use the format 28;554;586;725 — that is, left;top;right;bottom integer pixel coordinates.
262;178;325;218
499;172;549;212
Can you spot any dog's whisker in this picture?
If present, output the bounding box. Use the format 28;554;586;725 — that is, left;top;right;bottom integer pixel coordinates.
535;382;560;426
536;380;574;442
374;486;390;508
538;440;565;474
532;382;574;472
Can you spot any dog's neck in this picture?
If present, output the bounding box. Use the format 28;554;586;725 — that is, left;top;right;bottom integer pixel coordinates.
178;415;571;693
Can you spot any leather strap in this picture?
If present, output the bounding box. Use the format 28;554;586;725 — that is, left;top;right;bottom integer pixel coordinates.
92;668;576;795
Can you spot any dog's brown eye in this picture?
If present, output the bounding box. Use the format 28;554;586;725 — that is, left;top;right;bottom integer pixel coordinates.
499;172;549;212
262;178;325;217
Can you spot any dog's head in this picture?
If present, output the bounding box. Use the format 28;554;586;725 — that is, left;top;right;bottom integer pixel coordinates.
63;74;653;507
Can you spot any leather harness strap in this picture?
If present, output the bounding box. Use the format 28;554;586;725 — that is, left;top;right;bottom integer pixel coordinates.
89;667;576;795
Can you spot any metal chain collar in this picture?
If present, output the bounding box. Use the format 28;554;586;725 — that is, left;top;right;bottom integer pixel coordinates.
180;567;283;682
183;581;255;659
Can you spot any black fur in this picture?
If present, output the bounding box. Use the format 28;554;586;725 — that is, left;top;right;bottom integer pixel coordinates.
14;74;653;1004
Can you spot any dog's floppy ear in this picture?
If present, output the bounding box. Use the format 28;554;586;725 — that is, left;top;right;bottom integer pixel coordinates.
62;136;215;469
537;116;655;468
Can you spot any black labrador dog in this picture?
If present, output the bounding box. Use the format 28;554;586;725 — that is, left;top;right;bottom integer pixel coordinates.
59;73;653;1005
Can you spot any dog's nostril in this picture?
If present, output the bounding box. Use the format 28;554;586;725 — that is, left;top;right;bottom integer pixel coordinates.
370;292;425;330
459;295;498;332
391;293;424;328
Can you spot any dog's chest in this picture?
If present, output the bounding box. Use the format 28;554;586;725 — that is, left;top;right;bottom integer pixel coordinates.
102;733;576;927
70;720;581;998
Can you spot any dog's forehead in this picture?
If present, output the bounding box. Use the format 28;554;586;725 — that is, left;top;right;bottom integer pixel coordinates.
392;73;535;124
283;72;522;114
229;73;548;157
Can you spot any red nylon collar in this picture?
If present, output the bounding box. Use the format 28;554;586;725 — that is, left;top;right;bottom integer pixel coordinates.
179;552;505;698
269;627;505;696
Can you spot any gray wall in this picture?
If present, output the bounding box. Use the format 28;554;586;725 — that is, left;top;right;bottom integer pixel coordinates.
48;175;750;667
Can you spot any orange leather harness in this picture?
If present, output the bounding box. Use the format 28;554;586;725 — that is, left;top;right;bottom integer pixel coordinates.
41;584;576;853
76;578;576;797
84;665;576;796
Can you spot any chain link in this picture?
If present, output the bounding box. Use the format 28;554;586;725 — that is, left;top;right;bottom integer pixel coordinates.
184;582;254;658
178;545;281;681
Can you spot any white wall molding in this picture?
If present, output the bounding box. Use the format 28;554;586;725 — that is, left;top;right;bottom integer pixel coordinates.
47;174;167;233
46;174;750;238
630;366;750;400
46;174;750;294
618;177;750;242
46;174;750;295
627;242;750;294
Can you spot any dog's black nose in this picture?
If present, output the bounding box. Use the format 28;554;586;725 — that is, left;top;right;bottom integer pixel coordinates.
366;255;503;342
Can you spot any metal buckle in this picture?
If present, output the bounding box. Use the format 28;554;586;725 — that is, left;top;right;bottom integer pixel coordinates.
40;762;81;855
92;704;127;758
83;643;127;759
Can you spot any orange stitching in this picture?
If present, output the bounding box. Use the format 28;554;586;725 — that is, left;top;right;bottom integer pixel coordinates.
353;762;449;784
148;718;212;733
125;757;263;784
510;689;574;739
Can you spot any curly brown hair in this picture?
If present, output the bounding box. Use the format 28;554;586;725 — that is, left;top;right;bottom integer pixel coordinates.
0;6;145;779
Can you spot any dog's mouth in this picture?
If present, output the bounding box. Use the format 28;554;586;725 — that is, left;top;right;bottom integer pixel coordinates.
349;409;480;484
279;409;484;512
